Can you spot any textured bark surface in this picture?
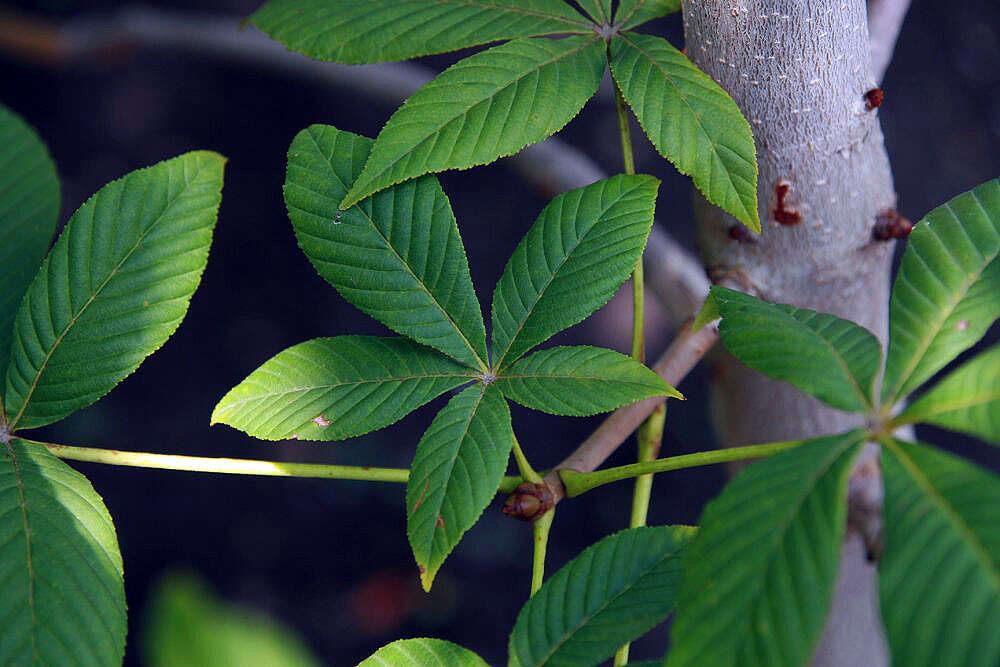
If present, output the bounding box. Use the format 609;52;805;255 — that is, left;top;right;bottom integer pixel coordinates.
681;1;896;665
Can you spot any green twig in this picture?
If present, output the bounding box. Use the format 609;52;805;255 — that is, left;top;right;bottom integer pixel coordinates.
530;507;555;596
25;439;525;489
560;440;804;497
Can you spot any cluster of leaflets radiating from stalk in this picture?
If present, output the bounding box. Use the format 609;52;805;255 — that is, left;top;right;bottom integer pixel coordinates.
213;124;681;591
0;103;225;665
250;0;759;231
673;178;999;667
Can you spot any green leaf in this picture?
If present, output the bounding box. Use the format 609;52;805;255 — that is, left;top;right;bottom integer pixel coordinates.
609;33;759;231
0;105;60;391
706;287;882;413
495;345;681;416
508;525;695;667
0;438;125;666
880;439;1000;667
614;0;681;30
251;0;591;65
897;344;999;443
212;336;476;442
576;0;611;24
286;125;488;370
358;638;489;666
144;572;320;667
407;383;512;591
882;178;1000;403
341;36;606;209
491;175;659;369
4;151;225;430
666;431;865;667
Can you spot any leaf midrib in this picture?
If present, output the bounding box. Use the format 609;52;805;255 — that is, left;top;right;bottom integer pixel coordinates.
2;439;40;663
905;389;1000;423
305;130;488;371
614;32;756;223
884;438;1000;590
886;211;998;403
533;539;687;665
342;35;599;209
8;160;215;430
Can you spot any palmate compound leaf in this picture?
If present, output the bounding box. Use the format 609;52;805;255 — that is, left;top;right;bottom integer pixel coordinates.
212;336;477;442
491;174;659;370
666;431;866;667
407;383;512;591
144;572;320;667
495;345;681;416
880;439;1000;667
882;178;1000;404
609;33;759;231
896;344;999;444
508;525;695;667
0;105;60;387
285;124;489;371
340;35;606;209
251;0;592;65
700;287;882;414
358;638;488;667
4;151;225;430
613;0;681;31
0;438;125;666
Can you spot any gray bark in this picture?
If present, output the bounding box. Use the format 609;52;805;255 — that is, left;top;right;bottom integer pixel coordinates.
681;1;896;665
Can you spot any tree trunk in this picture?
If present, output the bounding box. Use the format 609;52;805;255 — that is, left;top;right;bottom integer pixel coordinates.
681;1;895;665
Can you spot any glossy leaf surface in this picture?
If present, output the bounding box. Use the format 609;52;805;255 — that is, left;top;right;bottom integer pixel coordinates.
359;638;488;666
0;438;125;666
614;0;681;30
407;383;512;591
880;439;1000;667
213;336;475;441
286;125;488;369
5;151;224;430
666;432;865;667
496;345;680;416
882;178;999;403
341;36;605;208
491;175;659;368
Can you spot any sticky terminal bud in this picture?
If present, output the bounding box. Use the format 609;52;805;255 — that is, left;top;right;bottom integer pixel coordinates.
501;482;554;522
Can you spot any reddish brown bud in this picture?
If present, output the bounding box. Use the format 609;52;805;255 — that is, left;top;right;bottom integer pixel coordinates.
872;208;913;241
865;87;884;110
501;482;554;522
728;224;756;243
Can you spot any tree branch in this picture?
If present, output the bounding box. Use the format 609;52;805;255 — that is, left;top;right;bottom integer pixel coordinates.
867;0;912;83
0;5;708;328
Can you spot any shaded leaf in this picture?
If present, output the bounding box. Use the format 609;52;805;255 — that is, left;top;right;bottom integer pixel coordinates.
407;383;512;591
495;345;681;416
286;125;488;370
880;439;1000;667
576;0;611;24
491;175;659;369
358;638;488;666
0;105;60;388
341;36;605;209
509;525;695;667
882;178;1000;403
666;431;865;667
614;0;681;30
610;33;759;231
144;572;319;667
5;151;225;430
0;438;125;666
897;344;999;443
252;0;591;64
212;336;475;442
706;287;882;413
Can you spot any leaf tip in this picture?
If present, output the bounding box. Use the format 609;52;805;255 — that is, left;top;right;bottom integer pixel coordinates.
418;564;437;592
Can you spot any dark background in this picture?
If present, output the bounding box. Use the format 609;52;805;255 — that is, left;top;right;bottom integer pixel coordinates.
2;0;999;664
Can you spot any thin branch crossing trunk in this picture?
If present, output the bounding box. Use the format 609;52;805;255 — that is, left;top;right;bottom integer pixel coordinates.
681;1;896;665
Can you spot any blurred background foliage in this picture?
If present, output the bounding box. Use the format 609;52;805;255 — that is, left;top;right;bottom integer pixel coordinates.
2;0;999;664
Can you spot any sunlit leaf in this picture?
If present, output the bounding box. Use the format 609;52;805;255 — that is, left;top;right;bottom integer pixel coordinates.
358;638;488;666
